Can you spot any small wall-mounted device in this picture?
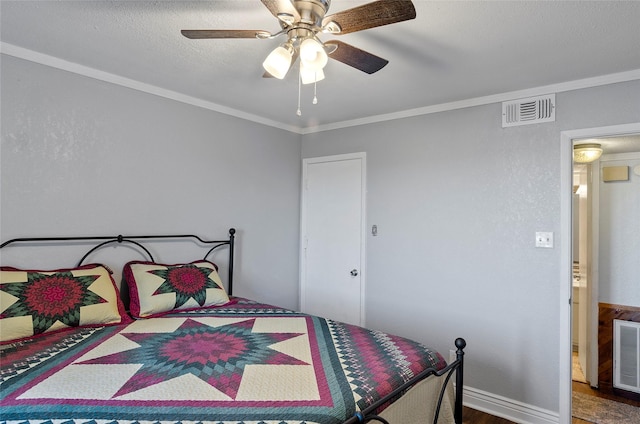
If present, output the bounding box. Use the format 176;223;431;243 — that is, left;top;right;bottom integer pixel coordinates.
603;166;629;182
535;231;554;248
372;225;378;236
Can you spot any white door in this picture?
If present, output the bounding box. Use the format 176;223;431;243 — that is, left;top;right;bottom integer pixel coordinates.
300;153;366;326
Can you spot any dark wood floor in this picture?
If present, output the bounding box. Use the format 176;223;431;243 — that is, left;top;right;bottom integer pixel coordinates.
461;381;640;424
462;406;515;423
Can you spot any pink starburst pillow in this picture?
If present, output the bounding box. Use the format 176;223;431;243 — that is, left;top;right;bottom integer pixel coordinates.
123;260;230;318
0;264;130;343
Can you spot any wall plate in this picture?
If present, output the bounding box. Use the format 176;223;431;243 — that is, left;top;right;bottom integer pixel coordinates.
535;232;554;248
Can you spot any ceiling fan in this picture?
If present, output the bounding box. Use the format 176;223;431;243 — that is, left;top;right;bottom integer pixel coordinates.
181;0;416;82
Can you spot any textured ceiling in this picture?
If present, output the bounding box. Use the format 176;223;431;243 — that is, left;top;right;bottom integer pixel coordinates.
1;0;640;146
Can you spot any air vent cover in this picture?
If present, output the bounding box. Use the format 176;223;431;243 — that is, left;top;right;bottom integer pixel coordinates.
502;94;555;127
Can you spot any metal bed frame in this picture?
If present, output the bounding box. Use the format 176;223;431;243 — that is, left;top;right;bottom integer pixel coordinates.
0;228;236;296
0;227;465;424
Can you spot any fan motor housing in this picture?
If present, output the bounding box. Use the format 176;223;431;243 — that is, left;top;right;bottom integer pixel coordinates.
293;0;331;26
287;27;316;42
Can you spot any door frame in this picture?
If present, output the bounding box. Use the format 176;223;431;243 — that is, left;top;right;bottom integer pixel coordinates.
299;152;367;326
559;122;640;424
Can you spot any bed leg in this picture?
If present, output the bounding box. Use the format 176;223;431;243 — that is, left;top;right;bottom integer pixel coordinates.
454;338;466;424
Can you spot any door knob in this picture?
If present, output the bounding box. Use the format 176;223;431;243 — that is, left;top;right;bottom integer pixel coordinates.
350;269;358;276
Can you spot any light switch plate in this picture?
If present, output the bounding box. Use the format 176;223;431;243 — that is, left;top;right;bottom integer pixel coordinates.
536;232;554;248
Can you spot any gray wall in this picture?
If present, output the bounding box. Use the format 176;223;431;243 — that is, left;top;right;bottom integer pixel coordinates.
301;79;640;413
598;154;640;305
3;51;640;418
0;55;302;309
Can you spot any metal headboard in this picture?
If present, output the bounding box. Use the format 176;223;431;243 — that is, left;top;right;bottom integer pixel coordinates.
0;228;236;295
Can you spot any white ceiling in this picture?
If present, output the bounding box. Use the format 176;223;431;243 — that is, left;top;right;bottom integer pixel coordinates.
1;0;640;149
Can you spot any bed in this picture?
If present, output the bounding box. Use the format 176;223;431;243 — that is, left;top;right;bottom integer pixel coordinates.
0;228;466;424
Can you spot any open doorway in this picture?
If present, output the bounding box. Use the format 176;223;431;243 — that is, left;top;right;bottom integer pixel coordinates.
571;160;593;387
560;123;640;424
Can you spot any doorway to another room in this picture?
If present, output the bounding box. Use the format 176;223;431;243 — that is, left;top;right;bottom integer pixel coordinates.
561;123;640;424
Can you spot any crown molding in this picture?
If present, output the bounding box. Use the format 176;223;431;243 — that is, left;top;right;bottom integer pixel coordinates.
301;69;640;134
2;42;639;136
0;42;303;134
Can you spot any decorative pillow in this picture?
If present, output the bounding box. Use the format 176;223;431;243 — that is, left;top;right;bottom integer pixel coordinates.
123;260;230;318
0;264;130;343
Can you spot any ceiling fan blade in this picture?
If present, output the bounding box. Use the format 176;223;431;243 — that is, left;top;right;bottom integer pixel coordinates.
260;0;300;23
322;0;416;35
181;30;270;39
325;40;388;74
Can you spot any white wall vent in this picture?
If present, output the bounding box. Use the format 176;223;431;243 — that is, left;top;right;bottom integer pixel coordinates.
502;94;556;127
614;319;640;394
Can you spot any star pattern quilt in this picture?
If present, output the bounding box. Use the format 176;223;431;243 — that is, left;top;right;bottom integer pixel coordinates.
1;298;446;424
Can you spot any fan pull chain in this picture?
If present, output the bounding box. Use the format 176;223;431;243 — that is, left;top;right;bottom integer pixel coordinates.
296;67;322;115
313;77;318;105
296;66;302;116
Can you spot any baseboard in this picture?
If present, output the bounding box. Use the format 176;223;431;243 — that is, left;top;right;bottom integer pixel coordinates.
463;385;560;424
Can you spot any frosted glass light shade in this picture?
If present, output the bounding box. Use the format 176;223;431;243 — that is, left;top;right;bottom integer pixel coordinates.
573;144;603;163
300;38;328;71
263;45;293;79
300;65;325;84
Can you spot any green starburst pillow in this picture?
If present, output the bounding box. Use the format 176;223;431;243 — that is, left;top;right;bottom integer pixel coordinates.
123;260;230;318
0;264;130;343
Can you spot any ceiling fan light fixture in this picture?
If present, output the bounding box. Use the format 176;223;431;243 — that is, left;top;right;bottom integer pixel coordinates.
183;0;418;114
573;143;603;163
262;43;294;79
299;38;328;71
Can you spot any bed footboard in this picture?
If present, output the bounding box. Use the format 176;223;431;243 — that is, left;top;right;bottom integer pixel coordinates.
344;337;466;424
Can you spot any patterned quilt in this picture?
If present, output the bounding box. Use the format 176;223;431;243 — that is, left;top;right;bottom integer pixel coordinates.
0;298;446;424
